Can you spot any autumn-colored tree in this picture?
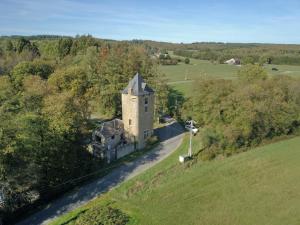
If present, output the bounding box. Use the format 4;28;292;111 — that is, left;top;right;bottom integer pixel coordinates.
238;64;268;82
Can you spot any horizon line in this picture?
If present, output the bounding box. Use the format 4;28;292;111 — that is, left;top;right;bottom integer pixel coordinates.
1;33;300;46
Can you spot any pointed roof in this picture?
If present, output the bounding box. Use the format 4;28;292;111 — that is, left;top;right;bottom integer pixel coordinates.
122;73;154;96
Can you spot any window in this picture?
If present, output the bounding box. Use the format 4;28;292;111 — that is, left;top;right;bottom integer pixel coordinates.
145;97;148;105
95;135;102;143
129;119;132;125
145;106;148;112
144;130;148;139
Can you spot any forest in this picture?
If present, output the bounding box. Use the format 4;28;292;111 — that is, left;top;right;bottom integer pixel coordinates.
0;35;169;221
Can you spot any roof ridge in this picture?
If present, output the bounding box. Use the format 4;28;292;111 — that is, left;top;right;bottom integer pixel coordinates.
122;73;154;95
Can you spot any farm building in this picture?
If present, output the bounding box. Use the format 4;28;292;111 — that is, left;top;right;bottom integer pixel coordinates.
225;58;241;65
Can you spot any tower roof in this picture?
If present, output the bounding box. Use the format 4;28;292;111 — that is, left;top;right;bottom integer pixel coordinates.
122;73;154;96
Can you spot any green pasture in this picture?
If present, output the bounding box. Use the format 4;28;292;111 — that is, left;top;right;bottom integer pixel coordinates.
159;55;300;97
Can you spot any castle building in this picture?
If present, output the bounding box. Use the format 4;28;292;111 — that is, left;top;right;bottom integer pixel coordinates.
92;73;155;162
122;73;155;149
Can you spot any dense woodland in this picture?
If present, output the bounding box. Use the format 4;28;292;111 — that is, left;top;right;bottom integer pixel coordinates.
0;36;300;222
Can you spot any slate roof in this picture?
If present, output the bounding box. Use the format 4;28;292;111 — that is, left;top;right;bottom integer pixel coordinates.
122;73;154;96
93;119;124;139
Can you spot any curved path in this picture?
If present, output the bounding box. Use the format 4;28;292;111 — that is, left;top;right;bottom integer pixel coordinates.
17;122;184;225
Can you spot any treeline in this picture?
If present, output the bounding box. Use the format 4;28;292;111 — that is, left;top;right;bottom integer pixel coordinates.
0;35;72;40
182;65;300;160
127;40;300;66
173;46;300;65
4;36;300;65
0;35;169;222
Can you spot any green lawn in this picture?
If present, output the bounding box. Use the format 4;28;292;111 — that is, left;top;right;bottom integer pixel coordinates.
51;135;300;225
159;59;239;83
159;55;300;97
265;64;300;78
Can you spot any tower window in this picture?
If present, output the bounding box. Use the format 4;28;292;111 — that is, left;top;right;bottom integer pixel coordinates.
145;97;148;105
145;106;148;112
129;119;132;125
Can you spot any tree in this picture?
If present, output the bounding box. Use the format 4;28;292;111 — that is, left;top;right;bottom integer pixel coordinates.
5;40;14;52
182;76;300;159
11;62;34;87
184;57;190;64
70;35;99;55
242;56;256;65
31;60;54;79
15;38;40;57
43;91;84;135
267;57;272;64
16;38;31;53
11;61;53;87
258;56;267;66
238;64;268;82
58;38;73;58
21;75;48;112
0;76;14;105
47;66;91;124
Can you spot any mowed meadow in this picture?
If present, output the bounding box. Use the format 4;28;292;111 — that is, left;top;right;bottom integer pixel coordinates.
51;135;300;225
159;53;300;97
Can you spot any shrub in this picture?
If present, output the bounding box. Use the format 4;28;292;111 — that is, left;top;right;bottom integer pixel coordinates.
147;135;159;147
184;57;190;64
238;64;268;82
74;205;129;225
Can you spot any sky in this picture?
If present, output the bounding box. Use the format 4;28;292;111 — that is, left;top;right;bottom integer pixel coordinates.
0;0;300;44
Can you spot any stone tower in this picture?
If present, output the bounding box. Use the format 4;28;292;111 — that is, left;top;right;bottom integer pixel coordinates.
122;73;155;149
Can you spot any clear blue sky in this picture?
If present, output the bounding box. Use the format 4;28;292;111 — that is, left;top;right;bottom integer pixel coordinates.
1;0;300;43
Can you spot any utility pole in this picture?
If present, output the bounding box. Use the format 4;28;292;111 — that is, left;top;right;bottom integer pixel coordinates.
188;120;193;157
179;119;194;163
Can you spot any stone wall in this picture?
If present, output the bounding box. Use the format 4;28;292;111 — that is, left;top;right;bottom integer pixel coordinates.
116;144;135;159
122;92;154;149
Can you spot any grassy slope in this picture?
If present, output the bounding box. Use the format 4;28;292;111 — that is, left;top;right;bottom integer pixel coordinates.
51;136;300;225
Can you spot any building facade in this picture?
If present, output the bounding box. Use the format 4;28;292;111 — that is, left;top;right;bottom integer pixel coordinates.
122;73;155;149
92;73;155;162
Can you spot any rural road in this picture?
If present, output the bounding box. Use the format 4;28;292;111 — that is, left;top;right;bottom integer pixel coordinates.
17;122;184;225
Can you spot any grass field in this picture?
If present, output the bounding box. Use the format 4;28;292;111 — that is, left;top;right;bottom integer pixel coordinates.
51;135;300;225
159;55;300;97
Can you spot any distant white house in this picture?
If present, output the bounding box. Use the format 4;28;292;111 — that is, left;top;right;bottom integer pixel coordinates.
225;58;240;65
